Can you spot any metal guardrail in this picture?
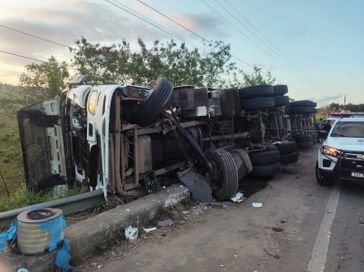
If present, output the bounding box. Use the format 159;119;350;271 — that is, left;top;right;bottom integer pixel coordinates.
0;189;105;227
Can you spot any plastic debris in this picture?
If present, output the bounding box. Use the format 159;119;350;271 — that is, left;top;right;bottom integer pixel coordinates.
157;219;174;227
17;268;29;272
55;238;73;271
230;192;245;203
124;226;139;241
252;202;263;208
142;227;157;233
207;202;229;209
0;221;17;252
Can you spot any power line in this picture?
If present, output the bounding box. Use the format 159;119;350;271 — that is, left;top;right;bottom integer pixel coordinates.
135;0;208;43
0;50;44;63
0;24;69;48
200;0;274;61
213;0;308;81
107;0;254;69
221;0;313;81
202;0;317;92
104;0;185;42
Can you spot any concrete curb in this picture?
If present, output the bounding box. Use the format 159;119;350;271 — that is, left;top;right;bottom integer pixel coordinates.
0;185;190;272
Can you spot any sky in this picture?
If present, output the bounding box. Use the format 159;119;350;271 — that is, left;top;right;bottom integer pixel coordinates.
0;0;363;106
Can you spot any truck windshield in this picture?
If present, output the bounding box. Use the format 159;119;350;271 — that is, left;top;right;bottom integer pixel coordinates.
331;121;364;138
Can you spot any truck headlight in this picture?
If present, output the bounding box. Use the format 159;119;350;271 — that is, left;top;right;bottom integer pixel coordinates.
320;145;341;157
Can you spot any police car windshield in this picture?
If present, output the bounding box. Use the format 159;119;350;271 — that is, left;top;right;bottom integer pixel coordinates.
331;121;364;138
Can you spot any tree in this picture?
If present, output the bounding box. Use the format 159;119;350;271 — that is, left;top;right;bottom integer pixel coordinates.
71;37;274;88
241;66;275;86
19;56;69;100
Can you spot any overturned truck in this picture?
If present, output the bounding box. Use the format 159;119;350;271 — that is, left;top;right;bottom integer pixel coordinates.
18;78;300;201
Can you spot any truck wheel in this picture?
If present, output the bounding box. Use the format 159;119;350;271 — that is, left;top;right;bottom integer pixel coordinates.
209;149;239;200
273;85;288;96
238;85;274;99
274;141;297;154
312;132;319;144
289;100;316;107
231;148;253;173
316;162;334;186
249;149;280;165
240;97;275;110
288;105;315;114
274;95;289;107
132;77;173;126
295;134;314;148
280;152;298;164
251;162;281;177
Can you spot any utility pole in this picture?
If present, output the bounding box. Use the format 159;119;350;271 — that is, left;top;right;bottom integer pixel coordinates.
344;94;347;109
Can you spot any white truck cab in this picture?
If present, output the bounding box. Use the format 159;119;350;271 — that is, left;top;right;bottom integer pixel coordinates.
316;117;364;185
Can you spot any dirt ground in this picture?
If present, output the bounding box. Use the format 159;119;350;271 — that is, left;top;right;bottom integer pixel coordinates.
77;147;364;272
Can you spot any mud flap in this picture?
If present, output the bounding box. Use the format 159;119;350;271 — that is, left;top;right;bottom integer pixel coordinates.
177;168;213;202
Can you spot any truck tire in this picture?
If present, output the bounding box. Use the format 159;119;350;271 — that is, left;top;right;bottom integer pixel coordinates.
274;95;289;107
231;148;253;178
295;134;314;148
249;149;280;165
274;141;297;154
288;105;315;114
312;132;319;144
238;85;274;99
132;77;173;126
289;100;316;107
209;149;239;200
295;134;313;143
251;162;281;177
273;85;288;96
241;97;275;110
280;152;298;164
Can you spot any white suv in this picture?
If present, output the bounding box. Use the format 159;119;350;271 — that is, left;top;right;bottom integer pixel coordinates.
316;117;364;186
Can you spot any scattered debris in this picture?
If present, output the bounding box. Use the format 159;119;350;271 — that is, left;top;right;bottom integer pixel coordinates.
230;192;245;203
90;262;99;268
157;219;174;227
124;226;138;241
182;210;190;215
142;227;157;233
271;227;284;232
263;248;281;259
170;210;179;220
177;168;213;202
280;220;287;224
206;202;229;209
252;202;263;208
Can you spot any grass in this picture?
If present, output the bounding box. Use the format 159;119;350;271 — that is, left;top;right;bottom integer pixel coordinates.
0;106;24;197
0;83;84;211
0;182;85;212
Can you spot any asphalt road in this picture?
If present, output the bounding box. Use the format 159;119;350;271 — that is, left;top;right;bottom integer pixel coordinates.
79;147;364;272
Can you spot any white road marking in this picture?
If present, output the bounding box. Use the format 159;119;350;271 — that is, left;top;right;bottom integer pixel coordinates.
308;185;341;272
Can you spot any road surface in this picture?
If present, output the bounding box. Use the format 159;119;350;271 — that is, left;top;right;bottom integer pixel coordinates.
79;147;364;272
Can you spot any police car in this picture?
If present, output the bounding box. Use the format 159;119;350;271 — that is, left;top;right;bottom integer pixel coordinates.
316;117;364;185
